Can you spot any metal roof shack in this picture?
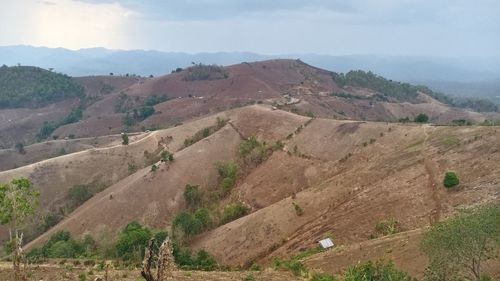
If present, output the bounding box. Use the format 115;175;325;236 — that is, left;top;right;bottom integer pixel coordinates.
318;238;334;249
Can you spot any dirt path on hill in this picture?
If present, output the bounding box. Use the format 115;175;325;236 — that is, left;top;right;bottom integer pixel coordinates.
423;125;441;225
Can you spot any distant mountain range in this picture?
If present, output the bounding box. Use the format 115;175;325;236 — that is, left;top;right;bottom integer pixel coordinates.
0;45;499;100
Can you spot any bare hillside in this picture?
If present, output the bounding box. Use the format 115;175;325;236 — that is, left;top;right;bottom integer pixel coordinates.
2;60;498;149
9;105;498;277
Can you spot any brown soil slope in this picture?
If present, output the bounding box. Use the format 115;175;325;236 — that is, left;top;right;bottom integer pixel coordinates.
2;60;498;147
190;117;500;270
303;228;500;278
52;59;500;141
0;111;248;242
17;105;500;277
0;134;130;171
24;106;309;247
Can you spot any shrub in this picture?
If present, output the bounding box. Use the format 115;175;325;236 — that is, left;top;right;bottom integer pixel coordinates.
194;249;217;270
14;142;25;154
310;272;337;281
68;184;92;205
150;164;158;172
293;202;304;216
184;184;202;209
414;113;429;123
221;202;249;225
216;162;237;197
344;260;414;281
61;106;83;125
171;243;217;270
121;133;129;145
249;263;262;271
183;118;228;147
275;258;307;276
194;208;211;228
374;218;399;236
28;230;91;259
216;162;237;179
173;207;212;238
115;221;152;261
38;212;63;232
242;273;255;281
128;161;137;174
173;212;202;237
133;106;155;120
443;171;459;188
238;136;260;157
160;150;174;162
144;95;169;106
37;121;58;140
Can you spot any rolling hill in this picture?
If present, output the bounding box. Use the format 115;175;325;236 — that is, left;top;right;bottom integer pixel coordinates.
1;59;498;150
0;104;498;277
0;59;499;278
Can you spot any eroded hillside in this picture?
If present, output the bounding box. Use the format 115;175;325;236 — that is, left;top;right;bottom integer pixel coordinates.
2;60;498;149
1;105;497;276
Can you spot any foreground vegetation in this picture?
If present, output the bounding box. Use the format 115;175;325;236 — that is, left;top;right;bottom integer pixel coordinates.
421;204;500;280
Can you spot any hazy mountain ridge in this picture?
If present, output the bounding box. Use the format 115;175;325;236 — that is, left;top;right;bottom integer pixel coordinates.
1;45;499;87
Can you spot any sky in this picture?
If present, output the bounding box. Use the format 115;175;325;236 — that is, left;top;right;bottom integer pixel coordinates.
0;0;499;56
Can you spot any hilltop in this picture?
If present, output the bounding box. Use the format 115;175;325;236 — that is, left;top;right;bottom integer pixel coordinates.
0;65;84;108
1;59;498;149
0;60;499;279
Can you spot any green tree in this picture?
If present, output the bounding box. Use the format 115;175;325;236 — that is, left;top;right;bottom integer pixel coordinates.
194;208;211;229
115;221;152;261
0;177;40;281
121;132;129;145
443;171;459;188
14;142;25;154
194;249;217;270
173;212;201;237
160;150;174;162
420;204;500;280
215;162;237;197
183;184;202;209
220;202;249;225
67;184;92;205
414;113;429;123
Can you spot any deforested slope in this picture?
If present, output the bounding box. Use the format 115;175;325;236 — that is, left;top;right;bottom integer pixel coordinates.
190;116;500;270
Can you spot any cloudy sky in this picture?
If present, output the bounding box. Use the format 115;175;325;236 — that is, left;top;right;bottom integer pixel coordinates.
0;0;499;56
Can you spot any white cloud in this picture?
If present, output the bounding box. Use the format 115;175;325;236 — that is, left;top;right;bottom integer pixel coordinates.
0;0;135;49
0;0;498;56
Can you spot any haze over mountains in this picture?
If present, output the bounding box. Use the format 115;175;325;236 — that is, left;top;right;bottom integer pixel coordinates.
2;45;499;101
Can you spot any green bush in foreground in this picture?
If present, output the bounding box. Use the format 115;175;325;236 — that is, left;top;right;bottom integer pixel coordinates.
421;204;500;280
344;260;414;281
443;171;459;188
310;272;337;281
